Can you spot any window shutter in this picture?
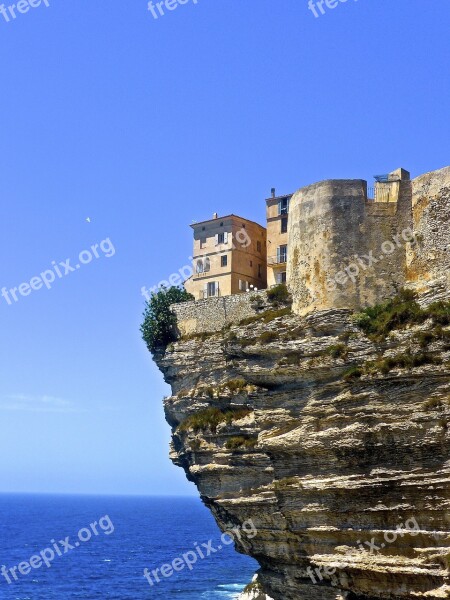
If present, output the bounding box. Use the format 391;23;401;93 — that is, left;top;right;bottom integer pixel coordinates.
204;283;208;298
224;232;228;244
215;234;219;246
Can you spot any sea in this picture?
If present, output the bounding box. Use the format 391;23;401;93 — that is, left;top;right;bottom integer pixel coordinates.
0;494;258;599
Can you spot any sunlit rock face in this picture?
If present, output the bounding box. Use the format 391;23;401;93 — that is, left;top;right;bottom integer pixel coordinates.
154;282;450;600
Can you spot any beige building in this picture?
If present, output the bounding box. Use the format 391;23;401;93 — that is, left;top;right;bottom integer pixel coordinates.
266;189;293;287
185;214;267;300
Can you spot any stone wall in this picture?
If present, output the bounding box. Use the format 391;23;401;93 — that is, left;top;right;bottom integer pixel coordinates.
172;289;270;336
288;166;449;315
407;166;450;289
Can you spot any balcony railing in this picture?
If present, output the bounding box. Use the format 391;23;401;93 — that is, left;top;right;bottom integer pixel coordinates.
194;270;211;278
268;254;287;265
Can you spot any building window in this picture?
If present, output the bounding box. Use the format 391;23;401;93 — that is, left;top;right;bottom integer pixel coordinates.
278;197;289;215
257;241;262;253
250;260;253;267
202;226;206;231
206;282;218;297
221;255;228;267
276;272;287;284
216;232;229;245
239;280;249;292
277;245;287;263
196;258;210;273
220;222;224;227
258;264;262;278
200;237;207;248
281;217;288;233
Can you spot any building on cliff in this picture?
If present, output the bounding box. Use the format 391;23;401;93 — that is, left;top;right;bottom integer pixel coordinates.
183;166;449;311
184;213;267;300
266;189;294;287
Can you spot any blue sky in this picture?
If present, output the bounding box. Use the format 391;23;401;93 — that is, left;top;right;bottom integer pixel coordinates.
0;0;448;496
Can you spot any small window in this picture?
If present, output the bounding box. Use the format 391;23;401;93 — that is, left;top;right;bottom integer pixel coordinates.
200;237;207;248
218;232;225;244
202;226;206;231
204;257;211;272
257;241;262;253
221;255;228;267
206;282;217;297
258;264;262;278
220;222;224;227
196;260;203;274
277;245;287;263
276;272;287;284
278;197;289;215
281;218;288;234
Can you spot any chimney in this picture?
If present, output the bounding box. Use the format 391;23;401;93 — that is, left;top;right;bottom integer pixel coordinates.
271;188;276;198
213;212;218;219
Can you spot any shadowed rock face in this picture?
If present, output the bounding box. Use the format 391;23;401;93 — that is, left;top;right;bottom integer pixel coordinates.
153;289;450;600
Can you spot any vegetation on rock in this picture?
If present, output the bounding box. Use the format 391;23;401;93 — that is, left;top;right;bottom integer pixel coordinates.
140;286;194;353
179;407;252;433
354;289;450;340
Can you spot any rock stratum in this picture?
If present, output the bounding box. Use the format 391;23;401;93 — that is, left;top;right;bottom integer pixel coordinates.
154;286;450;600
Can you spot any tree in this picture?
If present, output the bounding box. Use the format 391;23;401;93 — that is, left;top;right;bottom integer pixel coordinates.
140;286;194;353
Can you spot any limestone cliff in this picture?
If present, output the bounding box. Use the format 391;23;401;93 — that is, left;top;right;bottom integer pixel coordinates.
153;288;450;600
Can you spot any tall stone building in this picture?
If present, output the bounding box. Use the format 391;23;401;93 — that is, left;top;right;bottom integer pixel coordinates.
265;189;293;287
184;214;267;300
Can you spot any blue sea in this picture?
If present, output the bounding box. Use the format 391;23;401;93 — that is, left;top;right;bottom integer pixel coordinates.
0;495;258;599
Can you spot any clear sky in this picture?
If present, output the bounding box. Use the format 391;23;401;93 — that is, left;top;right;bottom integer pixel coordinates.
0;0;448;496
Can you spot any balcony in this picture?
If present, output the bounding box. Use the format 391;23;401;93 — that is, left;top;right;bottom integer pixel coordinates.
194;270;211;278
268;254;287;266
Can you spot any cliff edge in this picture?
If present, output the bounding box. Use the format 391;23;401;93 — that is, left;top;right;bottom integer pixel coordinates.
154;286;450;599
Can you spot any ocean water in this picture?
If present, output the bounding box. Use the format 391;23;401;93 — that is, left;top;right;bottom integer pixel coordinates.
0;495;258;599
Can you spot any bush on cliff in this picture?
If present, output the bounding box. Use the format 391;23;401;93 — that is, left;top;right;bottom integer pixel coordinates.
140;286;194;353
266;283;290;306
354;289;450;341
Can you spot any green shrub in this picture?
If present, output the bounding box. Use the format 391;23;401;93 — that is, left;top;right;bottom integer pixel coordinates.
370;351;441;374
354;289;424;340
239;306;291;326
179;408;225;433
267;284;290;305
414;331;435;348
343;366;363;382
426;301;450;326
225;436;257;450
179;407;252;433
219;379;247;394
322;343;347;359
140;286;194;353
354;290;450;341
279;352;302;366
260;331;279;343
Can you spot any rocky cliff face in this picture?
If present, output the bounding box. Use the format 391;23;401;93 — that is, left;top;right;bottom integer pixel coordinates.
154;287;450;600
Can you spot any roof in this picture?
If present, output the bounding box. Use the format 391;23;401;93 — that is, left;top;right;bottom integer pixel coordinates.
265;193;294;204
190;214;266;230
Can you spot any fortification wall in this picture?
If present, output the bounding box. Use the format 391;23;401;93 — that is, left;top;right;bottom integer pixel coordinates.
172;290;270;336
287;175;413;314
288;166;449;315
407;166;450;289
